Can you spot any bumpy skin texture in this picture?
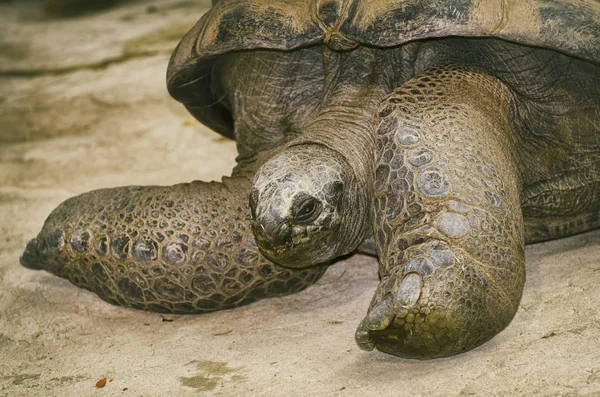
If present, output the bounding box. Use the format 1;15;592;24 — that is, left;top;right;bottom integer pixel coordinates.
251;145;356;266
350;38;600;358
21;178;327;313
356;67;526;358
23;0;600;358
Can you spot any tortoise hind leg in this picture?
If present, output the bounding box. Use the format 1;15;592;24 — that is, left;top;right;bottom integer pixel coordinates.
356;66;526;358
21;177;327;314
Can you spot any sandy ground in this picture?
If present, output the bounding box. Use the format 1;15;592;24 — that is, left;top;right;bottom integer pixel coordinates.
1;1;599;396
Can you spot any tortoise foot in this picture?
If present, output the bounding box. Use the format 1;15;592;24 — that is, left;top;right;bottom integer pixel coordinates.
363;66;528;358
356;241;518;359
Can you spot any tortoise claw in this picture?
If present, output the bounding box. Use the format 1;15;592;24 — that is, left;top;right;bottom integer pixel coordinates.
363;294;394;330
355;319;376;351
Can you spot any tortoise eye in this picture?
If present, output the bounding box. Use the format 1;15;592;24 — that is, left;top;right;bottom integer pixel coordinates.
293;196;321;224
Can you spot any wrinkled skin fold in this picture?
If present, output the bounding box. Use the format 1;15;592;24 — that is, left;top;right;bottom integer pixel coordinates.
22;37;600;358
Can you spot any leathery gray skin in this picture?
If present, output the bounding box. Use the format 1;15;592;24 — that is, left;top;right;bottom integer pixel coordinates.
243;46;390;267
22;38;600;358
244;39;600;358
250;144;360;267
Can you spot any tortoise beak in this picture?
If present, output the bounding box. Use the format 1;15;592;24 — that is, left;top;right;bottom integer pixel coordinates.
253;218;293;251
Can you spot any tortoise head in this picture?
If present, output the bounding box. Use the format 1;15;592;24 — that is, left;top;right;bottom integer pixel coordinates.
250;144;368;267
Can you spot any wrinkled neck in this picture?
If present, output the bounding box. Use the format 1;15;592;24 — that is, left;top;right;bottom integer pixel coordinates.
302;111;377;183
292;118;375;250
296;48;388;172
283;47;390;248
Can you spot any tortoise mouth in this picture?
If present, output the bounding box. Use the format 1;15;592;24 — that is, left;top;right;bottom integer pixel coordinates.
252;222;324;266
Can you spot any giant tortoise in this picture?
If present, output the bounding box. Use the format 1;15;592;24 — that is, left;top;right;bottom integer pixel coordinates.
21;0;600;359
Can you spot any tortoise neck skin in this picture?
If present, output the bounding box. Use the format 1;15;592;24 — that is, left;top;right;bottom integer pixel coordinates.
251;46;391;267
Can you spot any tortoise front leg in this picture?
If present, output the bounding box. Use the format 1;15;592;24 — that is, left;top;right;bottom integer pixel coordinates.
356;67;526;358
20;166;327;314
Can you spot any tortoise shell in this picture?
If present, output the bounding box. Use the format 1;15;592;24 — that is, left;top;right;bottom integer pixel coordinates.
167;0;600;139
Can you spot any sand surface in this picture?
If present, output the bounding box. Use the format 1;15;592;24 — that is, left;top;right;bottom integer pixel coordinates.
1;1;599;396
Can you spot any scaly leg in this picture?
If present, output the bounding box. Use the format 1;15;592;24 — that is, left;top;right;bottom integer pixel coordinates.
356;66;526;358
21;163;328;314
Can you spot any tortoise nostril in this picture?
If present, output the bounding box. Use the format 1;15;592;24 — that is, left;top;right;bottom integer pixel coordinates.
253;219;293;248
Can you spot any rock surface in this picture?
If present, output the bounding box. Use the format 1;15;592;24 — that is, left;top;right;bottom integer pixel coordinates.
1;1;599;396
